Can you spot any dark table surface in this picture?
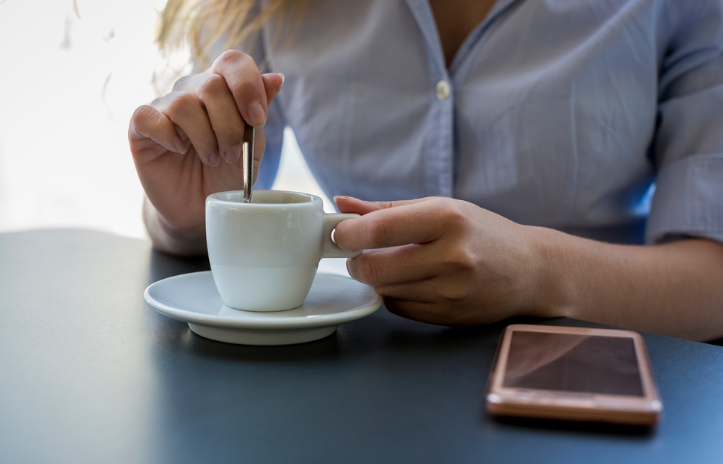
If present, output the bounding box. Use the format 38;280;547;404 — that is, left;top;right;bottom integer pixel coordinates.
1;229;722;464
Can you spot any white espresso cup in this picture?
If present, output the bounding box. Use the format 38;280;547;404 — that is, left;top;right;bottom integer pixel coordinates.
206;190;361;311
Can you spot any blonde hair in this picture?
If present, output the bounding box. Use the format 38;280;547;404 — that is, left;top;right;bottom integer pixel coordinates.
157;0;304;70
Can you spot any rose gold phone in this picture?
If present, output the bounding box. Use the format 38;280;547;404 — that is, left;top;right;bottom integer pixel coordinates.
486;324;662;426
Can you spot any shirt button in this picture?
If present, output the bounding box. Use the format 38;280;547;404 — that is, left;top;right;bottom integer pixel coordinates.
436;80;450;100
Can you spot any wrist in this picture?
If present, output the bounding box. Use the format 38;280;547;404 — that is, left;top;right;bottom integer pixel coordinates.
522;226;576;319
143;198;208;256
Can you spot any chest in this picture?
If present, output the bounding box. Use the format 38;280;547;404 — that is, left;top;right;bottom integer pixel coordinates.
427;0;497;66
268;0;662;223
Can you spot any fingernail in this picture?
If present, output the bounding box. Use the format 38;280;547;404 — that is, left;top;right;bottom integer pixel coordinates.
247;101;266;126
209;152;220;166
277;73;285;91
223;146;240;164
346;258;352;276
333;196;360;203
174;139;186;154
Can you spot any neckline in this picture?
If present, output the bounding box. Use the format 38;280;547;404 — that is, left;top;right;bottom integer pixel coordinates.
404;0;525;77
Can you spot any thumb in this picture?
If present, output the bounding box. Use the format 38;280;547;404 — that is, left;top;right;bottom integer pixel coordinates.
333;196;430;215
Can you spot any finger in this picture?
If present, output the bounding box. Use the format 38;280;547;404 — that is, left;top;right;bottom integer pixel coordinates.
192;70;284;103
174;126;194;155
175;71;283;110
376;282;432;302
382;298;452;326
334;196;429;215
211;50;268;127
155;91;219;166
262;72;284;104
190;73;245;164
346;245;439;286
375;277;471;305
334;198;453;251
129;105;186;160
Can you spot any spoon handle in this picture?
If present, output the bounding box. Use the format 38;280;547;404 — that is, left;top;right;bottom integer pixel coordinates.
242;124;255;203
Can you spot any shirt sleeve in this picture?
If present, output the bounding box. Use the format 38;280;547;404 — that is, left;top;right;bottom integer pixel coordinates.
646;0;723;244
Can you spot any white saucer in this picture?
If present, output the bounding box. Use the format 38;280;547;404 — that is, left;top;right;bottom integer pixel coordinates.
144;271;382;345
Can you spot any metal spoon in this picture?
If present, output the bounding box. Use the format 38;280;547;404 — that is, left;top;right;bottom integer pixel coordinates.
242;124;255;203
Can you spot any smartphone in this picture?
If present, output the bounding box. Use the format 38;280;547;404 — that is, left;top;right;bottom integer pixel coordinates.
486;324;662;425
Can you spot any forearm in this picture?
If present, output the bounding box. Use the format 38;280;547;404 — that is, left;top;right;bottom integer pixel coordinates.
143;197;208;256
533;228;723;341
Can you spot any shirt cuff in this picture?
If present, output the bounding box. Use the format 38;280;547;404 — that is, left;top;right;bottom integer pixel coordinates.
646;153;723;244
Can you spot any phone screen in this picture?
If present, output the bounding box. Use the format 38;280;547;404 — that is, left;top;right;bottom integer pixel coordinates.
503;331;644;397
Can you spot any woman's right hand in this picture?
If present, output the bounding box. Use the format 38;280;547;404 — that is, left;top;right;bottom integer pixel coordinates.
128;50;284;245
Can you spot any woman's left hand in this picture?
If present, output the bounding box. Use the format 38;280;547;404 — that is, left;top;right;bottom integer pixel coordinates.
334;196;555;326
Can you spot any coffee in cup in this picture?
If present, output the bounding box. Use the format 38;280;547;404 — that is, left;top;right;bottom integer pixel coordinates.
206;190;361;311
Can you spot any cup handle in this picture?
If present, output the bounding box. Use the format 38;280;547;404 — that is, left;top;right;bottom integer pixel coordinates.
321;213;363;259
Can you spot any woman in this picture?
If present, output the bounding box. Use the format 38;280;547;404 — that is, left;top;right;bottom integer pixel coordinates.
128;0;723;340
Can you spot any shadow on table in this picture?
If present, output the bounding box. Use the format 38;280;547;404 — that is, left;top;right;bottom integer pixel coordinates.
179;325;346;362
154;310;491;364
151;298;522;366
491;415;656;438
148;248;211;284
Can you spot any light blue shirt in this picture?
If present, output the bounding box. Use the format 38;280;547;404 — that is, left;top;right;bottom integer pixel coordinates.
246;0;723;245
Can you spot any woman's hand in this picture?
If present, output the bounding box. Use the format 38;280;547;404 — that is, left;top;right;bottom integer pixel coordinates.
335;196;723;340
334;196;554;326
128;50;284;240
